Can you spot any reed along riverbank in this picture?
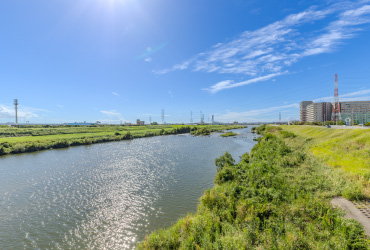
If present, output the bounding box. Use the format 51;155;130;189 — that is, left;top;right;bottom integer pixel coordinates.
138;125;369;249
0;124;244;156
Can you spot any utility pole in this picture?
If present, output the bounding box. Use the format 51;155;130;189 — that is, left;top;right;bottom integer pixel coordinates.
14;99;18;126
161;109;165;124
279;112;281;122
190;111;193;124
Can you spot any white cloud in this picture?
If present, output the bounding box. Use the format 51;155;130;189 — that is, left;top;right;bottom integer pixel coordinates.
0;104;46;119
112;92;120;96
313;89;370;102
204;72;287;93
216;103;299;122
144;57;152;62
100;110;124;121
154;2;370;93
215;88;370;122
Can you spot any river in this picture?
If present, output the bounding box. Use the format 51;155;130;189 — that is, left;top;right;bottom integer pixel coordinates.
0;127;257;249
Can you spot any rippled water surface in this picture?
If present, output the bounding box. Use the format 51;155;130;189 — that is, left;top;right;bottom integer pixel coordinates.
0;127;257;249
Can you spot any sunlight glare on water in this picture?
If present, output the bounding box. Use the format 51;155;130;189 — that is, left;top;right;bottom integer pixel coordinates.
0;127;257;249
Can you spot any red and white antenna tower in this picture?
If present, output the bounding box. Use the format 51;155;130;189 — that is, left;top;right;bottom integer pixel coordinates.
332;74;341;123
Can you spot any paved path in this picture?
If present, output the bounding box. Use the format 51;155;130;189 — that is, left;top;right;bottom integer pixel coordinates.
331;197;370;236
329;125;370;129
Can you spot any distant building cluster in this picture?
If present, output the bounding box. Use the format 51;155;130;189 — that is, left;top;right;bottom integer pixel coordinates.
300;101;370;124
136;119;145;126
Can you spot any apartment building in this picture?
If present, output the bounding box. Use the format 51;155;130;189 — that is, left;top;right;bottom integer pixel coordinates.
300;101;313;122
306;102;332;123
300;100;370;123
340;101;370;124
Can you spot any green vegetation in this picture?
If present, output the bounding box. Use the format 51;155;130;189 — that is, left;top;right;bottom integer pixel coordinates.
191;127;211;136
190;125;243;136
220;131;238;137
0;124;244;156
138;126;369;249
280;125;370;177
291;121;346;126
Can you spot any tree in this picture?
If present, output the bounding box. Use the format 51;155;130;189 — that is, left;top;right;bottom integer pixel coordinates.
215;151;235;172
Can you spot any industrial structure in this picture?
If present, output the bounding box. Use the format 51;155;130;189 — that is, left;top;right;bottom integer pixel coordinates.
332;74;342;122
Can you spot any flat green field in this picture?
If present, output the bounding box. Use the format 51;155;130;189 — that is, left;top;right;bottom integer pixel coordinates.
0;124;244;155
280;125;370;177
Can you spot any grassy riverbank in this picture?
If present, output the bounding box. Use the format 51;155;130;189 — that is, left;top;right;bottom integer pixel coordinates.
138;125;369;249
0;125;244;156
279;125;370;177
279;125;370;197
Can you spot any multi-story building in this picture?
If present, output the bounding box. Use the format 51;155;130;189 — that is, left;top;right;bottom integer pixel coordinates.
306;102;332;123
300;101;313;122
300;100;370;123
136;119;145;126
339;101;370;124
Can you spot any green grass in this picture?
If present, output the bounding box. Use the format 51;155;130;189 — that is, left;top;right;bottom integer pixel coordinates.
279;126;370;178
220;131;238;137
138;126;369;249
0;125;245;155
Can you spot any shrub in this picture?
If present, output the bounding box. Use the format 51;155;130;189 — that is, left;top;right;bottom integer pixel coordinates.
215;151;235;172
279;130;296;138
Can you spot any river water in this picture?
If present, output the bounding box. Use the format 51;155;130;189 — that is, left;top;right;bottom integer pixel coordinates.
0;127;257;249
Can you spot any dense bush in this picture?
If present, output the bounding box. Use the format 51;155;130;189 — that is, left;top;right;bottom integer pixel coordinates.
191;127;211;136
138;128;369;249
279;130;296;138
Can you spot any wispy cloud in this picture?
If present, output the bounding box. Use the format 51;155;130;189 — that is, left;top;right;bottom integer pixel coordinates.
144;57;152;62
216;103;299;122
57;105;63;108
100;110;124;121
204;71;287;93
215;88;370;121
313;88;370;102
0;104;48;120
217;89;370;122
112;92;120;96
154;1;370;93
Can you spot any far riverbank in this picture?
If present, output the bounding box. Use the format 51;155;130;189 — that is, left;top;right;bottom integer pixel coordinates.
0;124;244;156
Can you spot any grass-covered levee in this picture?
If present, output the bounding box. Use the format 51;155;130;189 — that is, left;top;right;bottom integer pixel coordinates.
138;125;369;249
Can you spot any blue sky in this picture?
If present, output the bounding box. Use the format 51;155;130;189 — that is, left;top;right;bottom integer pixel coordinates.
1;0;370;124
